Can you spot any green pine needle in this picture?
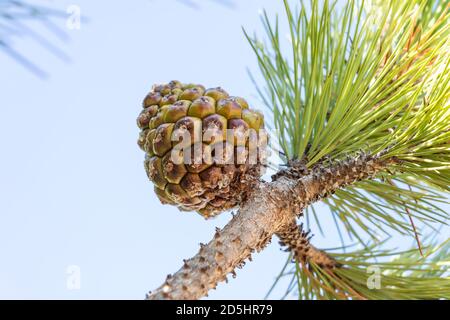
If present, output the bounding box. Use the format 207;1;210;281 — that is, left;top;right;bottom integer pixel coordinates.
248;0;450;299
246;0;449;250
269;238;450;300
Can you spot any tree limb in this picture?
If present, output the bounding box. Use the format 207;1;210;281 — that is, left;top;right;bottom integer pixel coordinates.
146;151;397;300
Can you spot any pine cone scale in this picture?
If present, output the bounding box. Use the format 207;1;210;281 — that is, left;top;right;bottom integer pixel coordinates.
138;81;266;218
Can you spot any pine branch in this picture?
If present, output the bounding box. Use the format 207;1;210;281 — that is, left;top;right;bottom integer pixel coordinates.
247;0;450;245
273;238;450;300
277;221;338;269
146;151;396;299
0;0;68;77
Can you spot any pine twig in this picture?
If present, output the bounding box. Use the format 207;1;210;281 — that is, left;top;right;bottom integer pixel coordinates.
277;221;338;269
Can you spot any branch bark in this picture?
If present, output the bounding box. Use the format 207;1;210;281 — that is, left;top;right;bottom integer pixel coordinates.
146;151;397;300
277;221;338;269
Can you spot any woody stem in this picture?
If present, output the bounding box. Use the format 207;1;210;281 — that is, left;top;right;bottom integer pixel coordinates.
146;151;397;300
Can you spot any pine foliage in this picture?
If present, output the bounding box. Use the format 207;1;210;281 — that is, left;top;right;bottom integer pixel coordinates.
246;0;450;299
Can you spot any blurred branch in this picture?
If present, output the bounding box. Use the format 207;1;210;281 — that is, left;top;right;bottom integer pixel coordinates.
0;0;68;78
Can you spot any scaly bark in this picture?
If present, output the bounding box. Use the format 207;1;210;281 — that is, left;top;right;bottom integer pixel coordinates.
146;151;398;300
277;221;338;269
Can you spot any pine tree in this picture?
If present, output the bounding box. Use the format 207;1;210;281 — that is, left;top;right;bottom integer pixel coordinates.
146;0;450;300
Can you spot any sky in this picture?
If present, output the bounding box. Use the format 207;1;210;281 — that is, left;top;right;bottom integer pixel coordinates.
0;0;448;300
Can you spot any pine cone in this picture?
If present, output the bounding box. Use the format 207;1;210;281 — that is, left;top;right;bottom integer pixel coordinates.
137;81;267;218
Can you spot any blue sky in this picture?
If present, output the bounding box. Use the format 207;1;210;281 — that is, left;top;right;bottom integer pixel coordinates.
0;0;447;299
